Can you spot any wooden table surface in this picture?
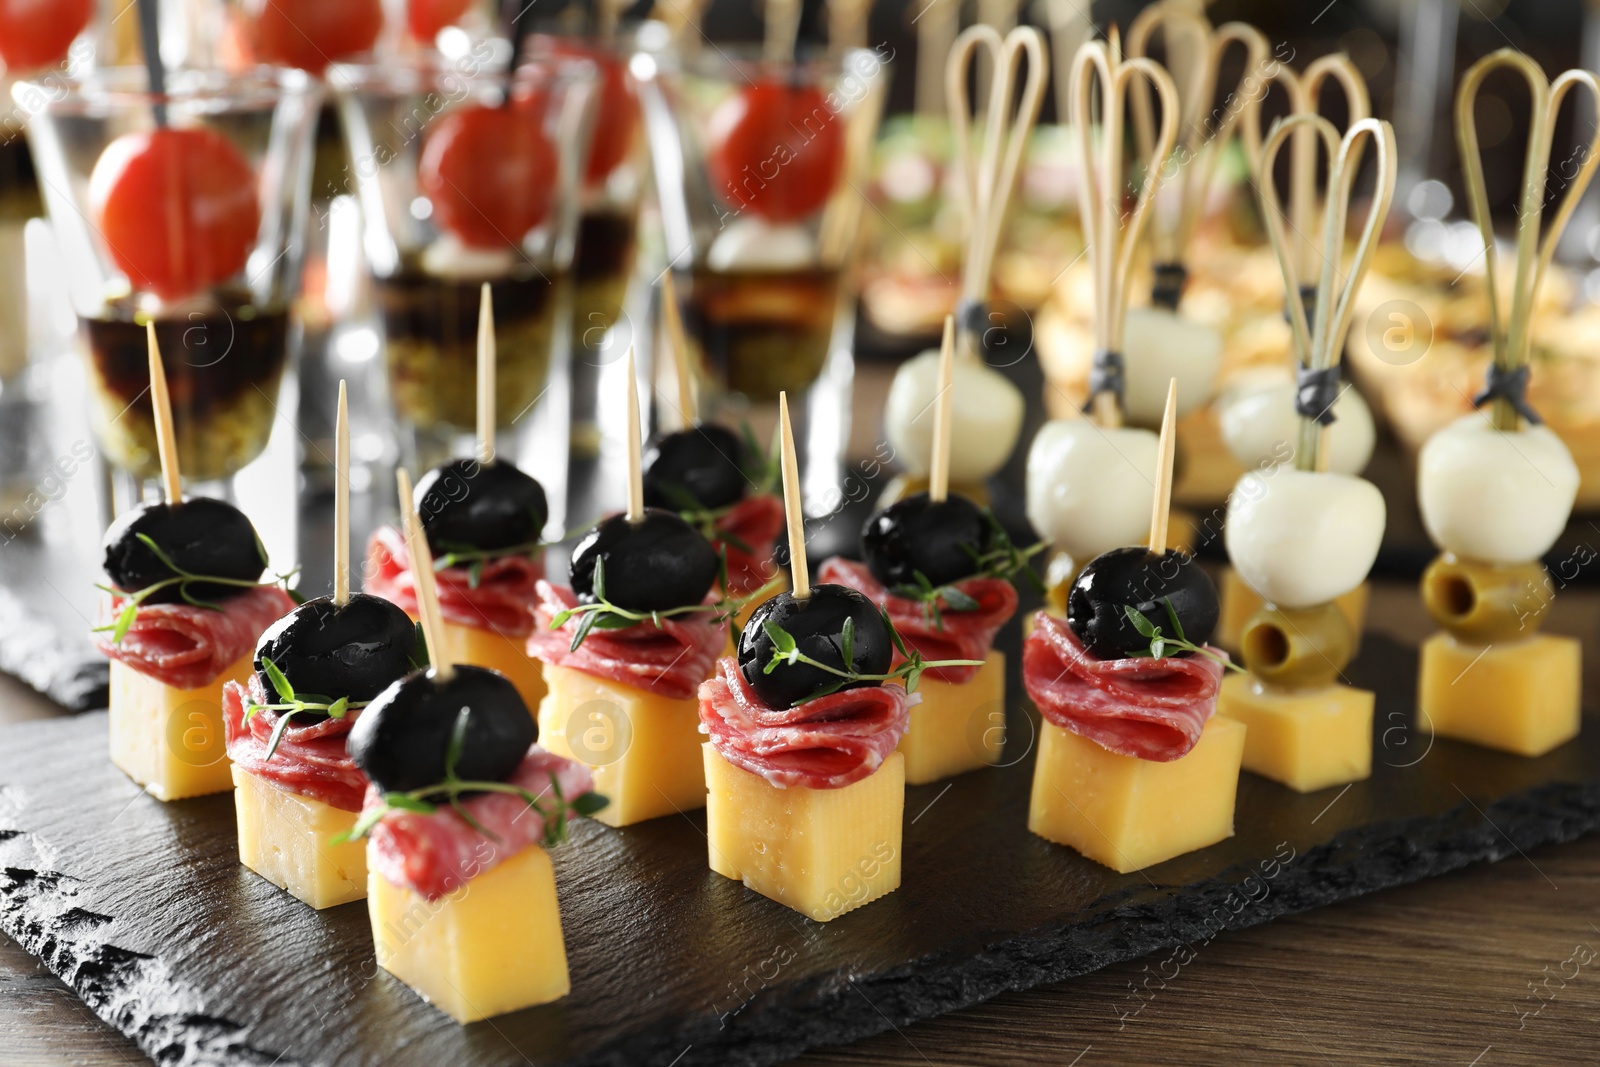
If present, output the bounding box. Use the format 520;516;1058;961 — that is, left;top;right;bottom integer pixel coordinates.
4;584;1598;1067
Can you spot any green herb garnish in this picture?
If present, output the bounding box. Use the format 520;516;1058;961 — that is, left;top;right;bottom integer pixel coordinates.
889;511;1046;629
241;655;367;760
1122;601;1241;672
549;556;778;653
759;610;984;705
93;533;299;646
432;539;545;590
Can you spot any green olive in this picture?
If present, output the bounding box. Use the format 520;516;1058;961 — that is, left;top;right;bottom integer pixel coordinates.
1240;602;1353;690
1421;554;1550;642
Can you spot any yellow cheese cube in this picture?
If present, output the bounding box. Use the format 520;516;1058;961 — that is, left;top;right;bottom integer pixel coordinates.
437;620;546;712
536;663;705;826
1216;674;1373;793
703;745;903;921
1216;568;1369;652
368;843;570;1023
108;653;249;800
1028;716;1245;873
231;766;366;909
1418;632;1581;757
897;652;1005;785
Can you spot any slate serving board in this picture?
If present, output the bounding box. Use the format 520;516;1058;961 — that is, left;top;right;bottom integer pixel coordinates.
3;634;1599;1067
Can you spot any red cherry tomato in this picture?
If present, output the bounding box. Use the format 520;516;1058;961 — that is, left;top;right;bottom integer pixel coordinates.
707;81;846;224
532;36;637;187
90;128;261;303
419;104;558;249
0;0;92;73
406;0;473;42
253;0;383;74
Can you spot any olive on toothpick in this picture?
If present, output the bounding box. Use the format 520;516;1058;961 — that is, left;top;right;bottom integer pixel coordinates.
568;510;720;613
737;585;893;708
1066;546;1219;660
102;498;266;601
414;458;549;557
641;424;751;512
253;594;417;716
861;492;992;588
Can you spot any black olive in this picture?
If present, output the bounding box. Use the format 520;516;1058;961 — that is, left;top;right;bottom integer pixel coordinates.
1066;546;1219;660
414;458;548;557
642;424;750;512
569;509;720;613
738;585;894;708
861;492;992;589
253;593;419;717
101;498;266;602
346;665;536;794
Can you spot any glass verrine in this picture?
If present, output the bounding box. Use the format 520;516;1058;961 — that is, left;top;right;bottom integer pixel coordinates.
18;66;320;482
635;45;889;405
333;51;596;450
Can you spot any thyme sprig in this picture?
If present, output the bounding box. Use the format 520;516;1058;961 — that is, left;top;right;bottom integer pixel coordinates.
1123;602;1242;672
333;708;609;845
760;612;984;705
242;655;368;760
93;533;300;646
432;538;545;590
889;511;1046;630
550;556;775;653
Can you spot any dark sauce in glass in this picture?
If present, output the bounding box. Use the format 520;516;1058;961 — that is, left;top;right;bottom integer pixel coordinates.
0;136;41;221
679;266;840;401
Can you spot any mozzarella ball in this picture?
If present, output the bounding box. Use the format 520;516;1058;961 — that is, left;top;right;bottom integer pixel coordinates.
1026;419;1158;562
706;217;815;272
1418;414;1578;564
1120;306;1224;426
1217;376;1376;475
421;234;517;279
1226;468;1386;608
885;349;1025;483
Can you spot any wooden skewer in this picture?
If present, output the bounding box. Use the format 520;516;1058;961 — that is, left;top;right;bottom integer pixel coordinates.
146;322;182;505
913;0;960;119
625;346;644;523
661;272;696;428
778;391;809;600
476;282;496;466
333;380;350;607
1147;380;1178;555
397;467;452;680
763;0;801;63
928;314;955;503
826;0;871;50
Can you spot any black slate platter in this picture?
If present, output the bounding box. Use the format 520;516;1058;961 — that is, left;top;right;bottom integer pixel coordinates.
3;633;1600;1067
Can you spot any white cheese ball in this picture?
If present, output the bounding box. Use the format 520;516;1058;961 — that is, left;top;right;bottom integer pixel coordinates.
1026;419;1158;562
421;234;517;279
1217;376;1376;475
1226;468;1386;608
1120;306;1224;425
1418;414;1578;565
706;217;815;272
885;349;1025;482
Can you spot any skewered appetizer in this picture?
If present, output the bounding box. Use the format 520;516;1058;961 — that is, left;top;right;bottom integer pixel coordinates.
93;327;295;801
367;287;551;709
533;351;730;826
1025;381;1244;872
345;471;604;1023
1215;115;1395;792
700;393;978;920
1414;52;1595;757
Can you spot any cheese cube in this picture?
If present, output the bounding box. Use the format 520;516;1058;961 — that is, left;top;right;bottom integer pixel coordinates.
368;843;570;1023
703;745;903;921
438;620;546;712
536;664;705;826
1028;716;1245;873
1216;675;1373;793
1217;567;1368;652
896;652;1006;785
231;766;366;909
108;653;250;800
1418;632;1581;757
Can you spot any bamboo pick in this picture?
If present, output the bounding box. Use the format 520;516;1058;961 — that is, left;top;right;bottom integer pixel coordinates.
476;282;495;466
397;468;452;679
333;380;350;607
778;391;809;600
146;322;182;505
625;346;644;523
764;0;802;64
1456;50;1600;432
1147;380;1178;554
928;315;955;503
661;272;696;428
826;0;871;50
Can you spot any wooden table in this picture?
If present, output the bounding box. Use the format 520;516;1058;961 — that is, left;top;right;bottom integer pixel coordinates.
5;584;1598;1066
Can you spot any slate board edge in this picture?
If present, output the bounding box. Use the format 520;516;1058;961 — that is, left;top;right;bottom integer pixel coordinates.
4;778;1597;1067
0;584;108;713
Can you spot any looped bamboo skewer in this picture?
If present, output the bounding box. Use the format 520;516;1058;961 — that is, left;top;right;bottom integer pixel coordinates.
945;24;1048;356
1069;30;1180;427
1255;114;1396;472
1456;49;1600;432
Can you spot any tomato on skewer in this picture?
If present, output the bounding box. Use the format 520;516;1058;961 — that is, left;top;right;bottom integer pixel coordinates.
252;0;383;74
0;0;93;73
531;36;637;188
419;102;558;249
707;81;845;224
406;0;474;42
90;128;261;302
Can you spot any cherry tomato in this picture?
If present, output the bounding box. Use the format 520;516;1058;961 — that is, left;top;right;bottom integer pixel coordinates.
531;36;637;187
707;81;845;224
253;0;382;74
0;0;92;73
406;0;474;42
419;104;557;249
90;128;261;303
